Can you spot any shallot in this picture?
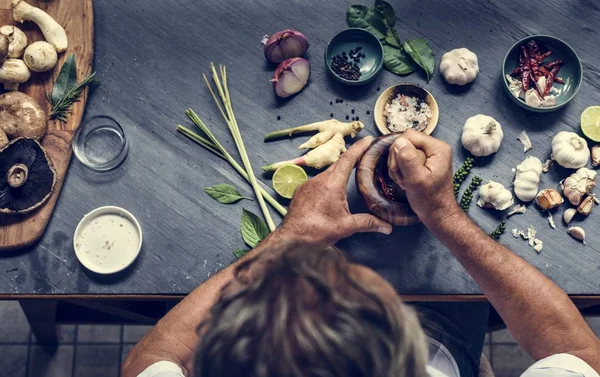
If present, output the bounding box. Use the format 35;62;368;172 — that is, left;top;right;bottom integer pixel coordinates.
271;57;310;98
262;29;309;63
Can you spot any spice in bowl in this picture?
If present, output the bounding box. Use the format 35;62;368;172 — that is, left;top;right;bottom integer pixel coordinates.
384;93;432;132
330;46;365;81
506;39;565;108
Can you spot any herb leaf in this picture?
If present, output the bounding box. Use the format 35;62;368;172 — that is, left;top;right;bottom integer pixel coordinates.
51;54;78;104
347;5;386;39
204;184;251;204
403;38;435;82
240;209;270;248
384;26;402;48
383;45;416;75
233;249;249;259
374;0;396;27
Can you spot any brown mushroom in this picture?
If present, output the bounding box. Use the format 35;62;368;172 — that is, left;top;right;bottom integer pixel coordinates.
0;91;47;141
0;58;30;90
356;133;421;226
0;138;56;214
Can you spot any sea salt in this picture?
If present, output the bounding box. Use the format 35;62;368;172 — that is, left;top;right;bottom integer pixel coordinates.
384;94;431;132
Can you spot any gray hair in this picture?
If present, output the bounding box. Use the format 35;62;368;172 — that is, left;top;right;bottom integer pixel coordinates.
194;244;429;377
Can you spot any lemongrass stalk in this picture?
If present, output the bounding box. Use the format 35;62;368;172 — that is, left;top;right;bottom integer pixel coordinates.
206;63;276;231
177;125;287;216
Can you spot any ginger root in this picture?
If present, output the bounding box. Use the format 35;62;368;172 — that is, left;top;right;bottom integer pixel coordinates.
263;134;346;172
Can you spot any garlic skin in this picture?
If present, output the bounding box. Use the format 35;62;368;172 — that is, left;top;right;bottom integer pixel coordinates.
477;181;514;211
535;188;563;210
551;131;590;169
561;167;597;206
568;226;586;244
461;115;504;157
513;156;542;202
577;195;595;216
518;130;532;152
563;208;577;224
440;48;479;85
592;145;600;167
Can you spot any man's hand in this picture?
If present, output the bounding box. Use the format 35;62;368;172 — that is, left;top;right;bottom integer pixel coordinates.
387;130;460;227
279;135;392;247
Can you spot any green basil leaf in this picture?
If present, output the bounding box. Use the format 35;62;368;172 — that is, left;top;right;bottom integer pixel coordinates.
374;0;396;27
233;249;249;259
347;5;386;39
384;26;402;48
383;45;416;75
241;209;270;248
51;54;78;105
204;184;251;204
403;38;435;82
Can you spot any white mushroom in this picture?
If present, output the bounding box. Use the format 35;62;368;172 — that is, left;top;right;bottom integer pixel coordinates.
0;25;27;58
23;41;57;72
0;35;8;64
0;58;30;90
12;0;68;53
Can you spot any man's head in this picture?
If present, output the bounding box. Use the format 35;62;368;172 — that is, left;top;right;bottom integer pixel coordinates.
194;245;428;377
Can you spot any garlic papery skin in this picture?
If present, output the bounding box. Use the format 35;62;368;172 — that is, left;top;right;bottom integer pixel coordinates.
513;156;542;202
477;181;514;210
551;131;590;169
535;188;564;210
440;48;479;85
563;208;577;225
561;167;597;206
568;226;586;244
461;115;504;157
577;195;595;216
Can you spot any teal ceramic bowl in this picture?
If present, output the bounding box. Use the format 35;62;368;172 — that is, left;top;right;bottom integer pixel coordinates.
325;28;384;86
502;35;582;112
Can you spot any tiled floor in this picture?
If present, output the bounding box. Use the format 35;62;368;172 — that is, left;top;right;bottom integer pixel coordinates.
0;300;598;377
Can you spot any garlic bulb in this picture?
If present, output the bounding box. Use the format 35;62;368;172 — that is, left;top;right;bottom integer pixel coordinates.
477;181;513;210
513;156;542;202
561;167;597;206
592;145;600;167
461;115;504;157
535;188;563;210
551;131;590;169
440;48;479;85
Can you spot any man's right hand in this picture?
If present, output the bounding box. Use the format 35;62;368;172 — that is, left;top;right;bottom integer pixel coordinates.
387;130;461;228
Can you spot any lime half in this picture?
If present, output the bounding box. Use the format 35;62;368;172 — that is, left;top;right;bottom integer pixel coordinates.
581;106;600;142
272;165;308;199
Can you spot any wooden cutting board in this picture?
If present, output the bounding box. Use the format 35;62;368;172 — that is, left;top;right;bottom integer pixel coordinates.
0;0;94;250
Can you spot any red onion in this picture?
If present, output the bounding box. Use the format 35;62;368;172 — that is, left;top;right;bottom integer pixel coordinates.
262;29;309;63
271;57;311;98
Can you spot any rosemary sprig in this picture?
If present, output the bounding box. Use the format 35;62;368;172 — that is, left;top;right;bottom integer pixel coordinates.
49;72;97;122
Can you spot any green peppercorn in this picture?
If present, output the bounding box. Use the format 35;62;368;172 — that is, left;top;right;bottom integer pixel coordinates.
459;176;482;211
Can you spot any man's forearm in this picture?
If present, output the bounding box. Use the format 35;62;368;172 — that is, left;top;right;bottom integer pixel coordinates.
121;229;295;377
429;209;600;370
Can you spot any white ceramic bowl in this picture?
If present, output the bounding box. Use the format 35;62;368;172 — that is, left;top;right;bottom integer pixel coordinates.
73;206;142;274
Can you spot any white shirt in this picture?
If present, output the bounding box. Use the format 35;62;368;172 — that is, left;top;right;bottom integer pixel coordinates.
137;353;600;377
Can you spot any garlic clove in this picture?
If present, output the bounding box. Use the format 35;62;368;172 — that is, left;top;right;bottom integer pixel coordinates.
563;208;577;224
577;195;595;215
535;188;563;210
568;226;586;244
592;145;600;167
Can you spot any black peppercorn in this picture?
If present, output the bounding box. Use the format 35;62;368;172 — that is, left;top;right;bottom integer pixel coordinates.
277;115;281;120
330;113;334;117
351;109;355;114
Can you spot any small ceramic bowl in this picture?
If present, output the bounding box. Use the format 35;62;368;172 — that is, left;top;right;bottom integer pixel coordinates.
374;84;439;135
325;28;384;86
502;35;582;112
356;133;420;226
73;206;142;274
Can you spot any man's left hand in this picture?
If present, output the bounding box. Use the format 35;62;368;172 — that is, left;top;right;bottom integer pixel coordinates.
278;135;392;248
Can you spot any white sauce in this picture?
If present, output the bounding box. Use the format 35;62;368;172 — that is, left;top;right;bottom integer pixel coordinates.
75;213;140;271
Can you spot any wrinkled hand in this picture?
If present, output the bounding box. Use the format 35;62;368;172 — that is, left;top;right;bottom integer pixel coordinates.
387;130;460;228
279;136;392;248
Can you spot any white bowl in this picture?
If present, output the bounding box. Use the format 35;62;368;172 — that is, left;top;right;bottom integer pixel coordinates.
73;206;142;274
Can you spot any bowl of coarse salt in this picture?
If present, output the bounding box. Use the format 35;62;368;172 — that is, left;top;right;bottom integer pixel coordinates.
373;84;439;135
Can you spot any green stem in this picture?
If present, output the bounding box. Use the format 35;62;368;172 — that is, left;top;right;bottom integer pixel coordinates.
262;157;305;172
177;126;287;217
264;125;318;142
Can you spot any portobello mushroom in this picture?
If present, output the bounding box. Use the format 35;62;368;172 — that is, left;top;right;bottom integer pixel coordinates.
0;138;56;214
0;91;46;147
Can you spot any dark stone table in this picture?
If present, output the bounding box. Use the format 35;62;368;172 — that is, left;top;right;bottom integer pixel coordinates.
2;0;600;298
